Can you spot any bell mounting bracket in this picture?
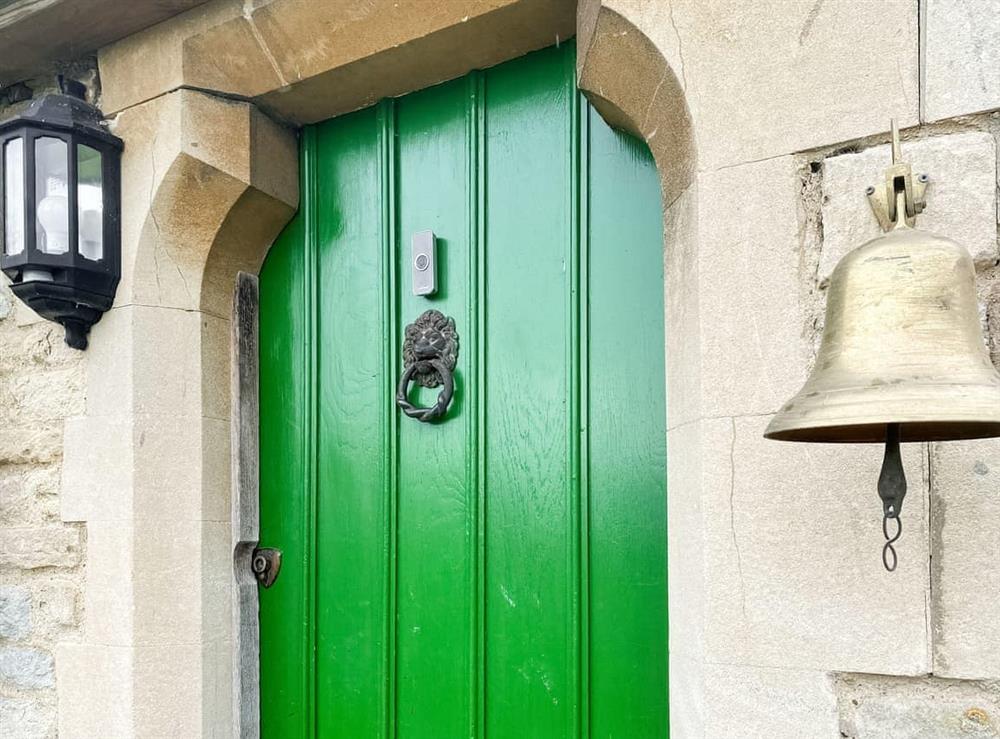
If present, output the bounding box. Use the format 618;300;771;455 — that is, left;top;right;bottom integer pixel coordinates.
866;119;928;231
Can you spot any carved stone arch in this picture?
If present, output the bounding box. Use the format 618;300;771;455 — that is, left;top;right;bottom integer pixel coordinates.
62;1;706;736
113;89;298;318
577;1;696;203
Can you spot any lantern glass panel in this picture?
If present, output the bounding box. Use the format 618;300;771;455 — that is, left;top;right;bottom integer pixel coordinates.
77;145;103;261
3;138;25;256
35;136;69;255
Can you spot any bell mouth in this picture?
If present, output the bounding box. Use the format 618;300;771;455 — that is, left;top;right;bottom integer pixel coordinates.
765;420;1000;444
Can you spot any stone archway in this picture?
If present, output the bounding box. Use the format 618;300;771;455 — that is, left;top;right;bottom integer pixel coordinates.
57;1;702;735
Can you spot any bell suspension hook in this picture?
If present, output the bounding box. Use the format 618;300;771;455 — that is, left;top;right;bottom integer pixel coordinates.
866;118;928;231
877;423;906;572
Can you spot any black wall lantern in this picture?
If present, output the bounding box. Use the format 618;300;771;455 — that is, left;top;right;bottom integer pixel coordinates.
0;82;122;349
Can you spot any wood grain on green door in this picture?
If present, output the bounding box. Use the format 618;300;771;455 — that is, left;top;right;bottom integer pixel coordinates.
258;43;667;738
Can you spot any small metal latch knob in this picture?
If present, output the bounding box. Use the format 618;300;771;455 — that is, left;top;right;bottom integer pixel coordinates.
251;547;282;588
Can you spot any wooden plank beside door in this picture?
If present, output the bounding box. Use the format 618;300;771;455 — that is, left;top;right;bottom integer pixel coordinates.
232;270;261;739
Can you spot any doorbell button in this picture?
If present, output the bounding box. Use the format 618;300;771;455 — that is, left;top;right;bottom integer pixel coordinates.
411;230;437;295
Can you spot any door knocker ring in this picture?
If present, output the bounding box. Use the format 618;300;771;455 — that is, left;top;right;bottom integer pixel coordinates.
396;310;459;423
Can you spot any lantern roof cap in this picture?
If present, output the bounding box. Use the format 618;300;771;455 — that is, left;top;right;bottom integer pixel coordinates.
0;92;123;149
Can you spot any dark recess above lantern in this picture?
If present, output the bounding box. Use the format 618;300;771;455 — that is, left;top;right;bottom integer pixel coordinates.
0;80;123;350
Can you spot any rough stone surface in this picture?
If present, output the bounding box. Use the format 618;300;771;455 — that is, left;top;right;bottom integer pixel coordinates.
0;586;31;640
0;697;56;739
930;438;1000;679
925;0;1000;121
820;132;999;285
0;647;54;690
0;277;85;729
836;673;1000;738
0;527;82;570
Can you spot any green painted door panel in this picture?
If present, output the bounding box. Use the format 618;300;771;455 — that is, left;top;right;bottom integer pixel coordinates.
259;43;667;738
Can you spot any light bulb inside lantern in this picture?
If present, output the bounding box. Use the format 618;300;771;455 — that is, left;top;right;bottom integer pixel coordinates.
37;177;69;255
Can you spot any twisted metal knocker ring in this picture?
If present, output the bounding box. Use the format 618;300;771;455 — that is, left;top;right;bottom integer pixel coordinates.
397;359;454;422
396;310;459;423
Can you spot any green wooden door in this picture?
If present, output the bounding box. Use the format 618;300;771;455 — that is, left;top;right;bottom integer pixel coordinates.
258;43;666;739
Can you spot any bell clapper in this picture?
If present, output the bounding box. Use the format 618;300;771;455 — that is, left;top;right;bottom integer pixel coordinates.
877;423;906;572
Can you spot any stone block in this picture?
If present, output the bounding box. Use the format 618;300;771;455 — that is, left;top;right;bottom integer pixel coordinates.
32;584;79;631
820;132;998;286
664;185;702;430
60;415;133;523
697;156;811;418
133;416;203;523
0;697;56;739
133;644;204;736
925;0;1000;121
23;465;59;499
0;527;81;570
200;311;231;422
703;663;838;739
0;647;54;689
666;421;704;662
669;653;704;739
132;415;222;523
80;305;133;418
0;428;62;466
704;415;930;674
1;367;86;426
13;299;44;327
63;411;229;524
930;438;1000;678
0;288;11;321
202;638;234;738
0;466;59;528
669;0;918;169
836;673;1000;738
88;304;204;418
97;0;243;117
81;521;133;646
0;320;80;374
56;643;132;736
132;519;204;647
0;586;31;640
201;521;232;645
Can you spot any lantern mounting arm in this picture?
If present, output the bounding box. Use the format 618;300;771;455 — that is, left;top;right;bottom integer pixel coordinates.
866;119;928;231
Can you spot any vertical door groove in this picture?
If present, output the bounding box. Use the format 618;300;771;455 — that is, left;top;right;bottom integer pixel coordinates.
302;125;320;739
465;69;489;739
378;98;400;739
566;51;584;739
574;83;593;739
475;71;488;739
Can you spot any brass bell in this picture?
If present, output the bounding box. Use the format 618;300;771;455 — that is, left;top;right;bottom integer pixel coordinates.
765;121;1000;570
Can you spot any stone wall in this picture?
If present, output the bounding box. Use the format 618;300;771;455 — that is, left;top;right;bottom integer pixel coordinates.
0;283;85;738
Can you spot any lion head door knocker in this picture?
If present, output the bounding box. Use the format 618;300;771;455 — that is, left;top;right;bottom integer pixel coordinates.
396;309;459;422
